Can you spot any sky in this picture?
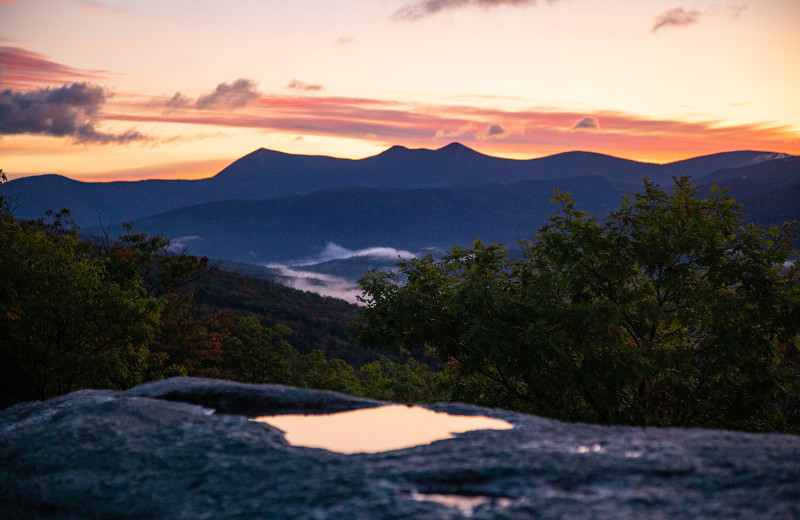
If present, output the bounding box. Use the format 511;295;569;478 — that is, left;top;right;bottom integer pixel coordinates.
1;0;799;181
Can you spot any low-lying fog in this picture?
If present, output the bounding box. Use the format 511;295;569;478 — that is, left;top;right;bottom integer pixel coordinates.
267;242;439;304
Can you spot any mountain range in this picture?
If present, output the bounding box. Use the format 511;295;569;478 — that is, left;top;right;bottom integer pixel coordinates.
3;143;798;300
4;143;793;227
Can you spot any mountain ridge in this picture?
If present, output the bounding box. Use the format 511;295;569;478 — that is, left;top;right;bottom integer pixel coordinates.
80;175;651;264
2;143;789;229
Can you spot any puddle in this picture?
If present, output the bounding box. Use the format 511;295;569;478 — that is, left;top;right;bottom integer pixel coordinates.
252;405;513;454
412;492;512;517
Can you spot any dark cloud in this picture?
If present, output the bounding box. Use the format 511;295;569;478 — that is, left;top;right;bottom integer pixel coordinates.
159;80;260;111
651;7;702;32
165;92;191;110
571;116;600;131
286;79;324;92
391;0;552;21
0;83;147;144
487;124;505;136
474;123;507;141
652;5;746;33
75;126;146;144
195;79;260;109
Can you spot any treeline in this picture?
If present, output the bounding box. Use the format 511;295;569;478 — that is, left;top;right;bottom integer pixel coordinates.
356;177;800;433
0;171;451;409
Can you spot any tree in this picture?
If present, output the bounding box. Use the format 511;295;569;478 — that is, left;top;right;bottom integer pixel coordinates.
0;209;162;406
294;349;362;395
356;177;800;431
147;292;228;380
0;187;213;408
220;316;296;384
357;358;449;403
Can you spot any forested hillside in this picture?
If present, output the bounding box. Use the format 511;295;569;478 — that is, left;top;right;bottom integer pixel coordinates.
0;172;448;409
3;169;799;433
190;267;367;364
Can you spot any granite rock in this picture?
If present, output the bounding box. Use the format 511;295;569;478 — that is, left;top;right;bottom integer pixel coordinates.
2;377;798;519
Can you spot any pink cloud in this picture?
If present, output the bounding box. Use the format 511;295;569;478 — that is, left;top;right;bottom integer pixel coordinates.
0;46;108;89
104;92;800;162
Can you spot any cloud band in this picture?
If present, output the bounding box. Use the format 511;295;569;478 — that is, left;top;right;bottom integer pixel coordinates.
0;83;146;144
391;0;554;21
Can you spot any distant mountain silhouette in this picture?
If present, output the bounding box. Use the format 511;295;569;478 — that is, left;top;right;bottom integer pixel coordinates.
663;151;789;180
736;179;800;229
698;156;800;198
105;176;623;264
2;143;784;229
1;175;212;229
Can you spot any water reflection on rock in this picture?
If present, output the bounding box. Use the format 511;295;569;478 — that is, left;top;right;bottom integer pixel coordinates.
411;492;512;517
252;404;514;454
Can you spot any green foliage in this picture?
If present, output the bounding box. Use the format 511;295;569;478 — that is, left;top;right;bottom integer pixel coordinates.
220;316;296;384
0;209;162;406
294;350;362;395
357;358;450;403
0;189;225;407
357;177;800;431
215;314;450;403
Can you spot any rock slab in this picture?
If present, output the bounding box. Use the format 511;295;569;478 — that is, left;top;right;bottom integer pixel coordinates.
1;377;799;519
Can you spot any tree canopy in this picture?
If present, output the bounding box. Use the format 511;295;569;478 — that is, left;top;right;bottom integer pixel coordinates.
0;209;161;405
0;172;215;406
356;177;800;431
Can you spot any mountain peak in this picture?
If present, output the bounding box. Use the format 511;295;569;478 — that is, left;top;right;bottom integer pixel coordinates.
437;142;478;154
384;145;410;154
368;143;483;161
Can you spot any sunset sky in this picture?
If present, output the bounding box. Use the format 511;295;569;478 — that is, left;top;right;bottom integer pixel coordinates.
1;0;799;181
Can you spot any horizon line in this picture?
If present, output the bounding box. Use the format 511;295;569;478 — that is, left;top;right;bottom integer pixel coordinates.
3;143;794;184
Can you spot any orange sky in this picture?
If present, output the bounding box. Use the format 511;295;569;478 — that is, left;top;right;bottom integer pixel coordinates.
1;0;799;181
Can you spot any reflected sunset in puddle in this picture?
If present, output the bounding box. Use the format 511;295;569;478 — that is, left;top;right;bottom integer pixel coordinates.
252;405;513;454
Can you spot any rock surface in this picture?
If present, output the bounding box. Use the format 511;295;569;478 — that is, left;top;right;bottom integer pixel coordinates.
2;377;799;519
